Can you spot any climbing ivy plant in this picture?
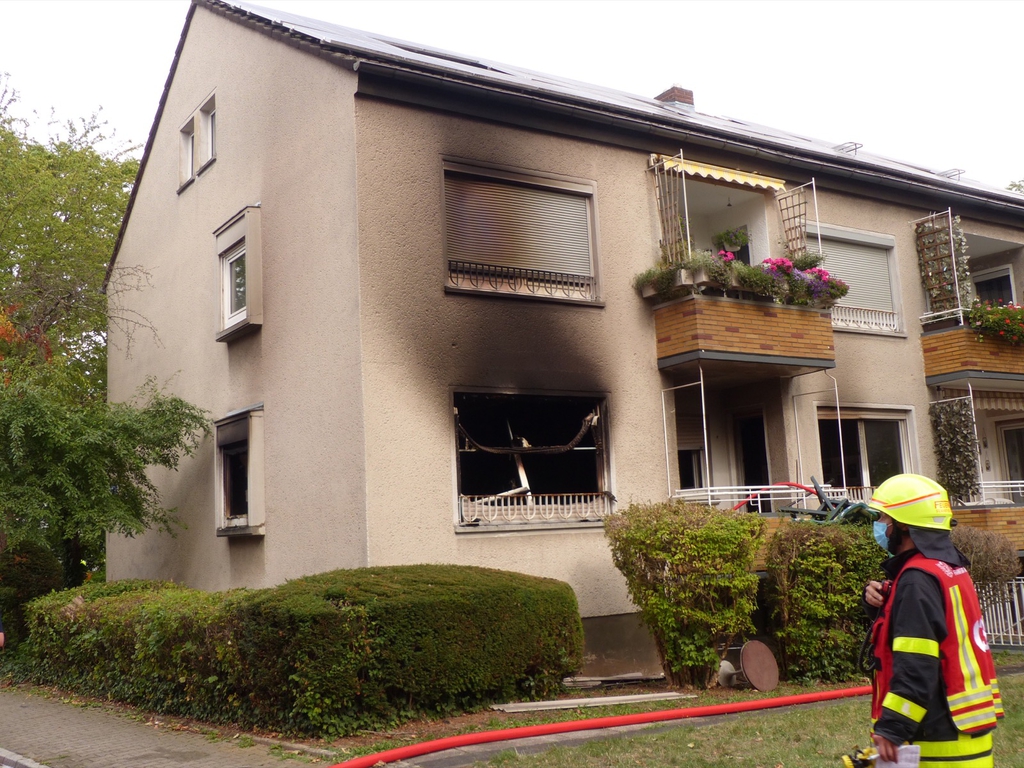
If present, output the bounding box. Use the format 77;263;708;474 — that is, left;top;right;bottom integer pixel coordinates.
929;398;980;500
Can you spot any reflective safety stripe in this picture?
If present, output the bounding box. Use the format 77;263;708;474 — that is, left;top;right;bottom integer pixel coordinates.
882;691;927;723
893;636;940;657
917;732;994;766
950;585;983;691
991;683;1004;717
918;732;992;757
949;688;997;707
950;707;998;731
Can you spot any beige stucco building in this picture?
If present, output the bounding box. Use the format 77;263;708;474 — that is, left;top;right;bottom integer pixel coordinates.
107;0;1024;667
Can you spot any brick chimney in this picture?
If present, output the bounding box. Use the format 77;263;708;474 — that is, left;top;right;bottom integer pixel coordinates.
654;85;694;107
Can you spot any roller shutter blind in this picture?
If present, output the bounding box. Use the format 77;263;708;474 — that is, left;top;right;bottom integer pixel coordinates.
445;174;593;277
817;237;893;313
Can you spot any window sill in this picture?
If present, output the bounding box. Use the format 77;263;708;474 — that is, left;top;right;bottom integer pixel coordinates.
197;157;216;177
177;176;196;195
217;523;265;538
216;317;261;343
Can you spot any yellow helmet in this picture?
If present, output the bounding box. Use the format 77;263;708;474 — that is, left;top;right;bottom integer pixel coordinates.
868;474;952;531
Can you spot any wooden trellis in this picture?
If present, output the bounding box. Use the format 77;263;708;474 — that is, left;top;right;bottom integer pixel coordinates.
650;153;689;264
775;180;819;255
914;210;962;314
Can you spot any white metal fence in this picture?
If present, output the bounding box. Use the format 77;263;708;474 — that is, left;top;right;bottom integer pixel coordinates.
672;484;874;513
979;578;1024;647
962;481;1024;506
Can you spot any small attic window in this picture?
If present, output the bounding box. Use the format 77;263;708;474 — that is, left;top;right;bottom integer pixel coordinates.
178;93;216;192
178;116;196;190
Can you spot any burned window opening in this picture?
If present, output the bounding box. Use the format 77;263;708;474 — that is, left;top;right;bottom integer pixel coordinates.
454;392;607;501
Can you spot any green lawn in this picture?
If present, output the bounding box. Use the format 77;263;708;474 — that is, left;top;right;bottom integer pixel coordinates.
476;673;1024;768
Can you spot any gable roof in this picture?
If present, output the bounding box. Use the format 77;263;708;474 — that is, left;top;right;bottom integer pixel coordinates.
106;0;1024;286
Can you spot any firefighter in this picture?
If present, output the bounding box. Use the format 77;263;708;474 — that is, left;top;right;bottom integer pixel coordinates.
863;473;1002;766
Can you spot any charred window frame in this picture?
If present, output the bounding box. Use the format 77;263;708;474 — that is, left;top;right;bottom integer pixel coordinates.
215;405;265;537
453;392;612;527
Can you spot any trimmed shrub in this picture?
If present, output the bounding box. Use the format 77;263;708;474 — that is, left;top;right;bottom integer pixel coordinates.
951;524;1021;587
25;564;582;737
605;500;765;688
0;541;64;647
766;522;884;682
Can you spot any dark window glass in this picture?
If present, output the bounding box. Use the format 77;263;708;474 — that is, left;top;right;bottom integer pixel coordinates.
223;443;249;518
975;274;1013;305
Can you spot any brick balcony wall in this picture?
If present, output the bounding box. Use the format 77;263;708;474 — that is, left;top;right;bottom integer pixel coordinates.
654;295;835;362
922;326;1024;378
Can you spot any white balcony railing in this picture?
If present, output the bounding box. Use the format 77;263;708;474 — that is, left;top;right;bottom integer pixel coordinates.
459;492;613;525
978;578;1024;647
831;305;900;333
672;484;875;514
961;481;1024;506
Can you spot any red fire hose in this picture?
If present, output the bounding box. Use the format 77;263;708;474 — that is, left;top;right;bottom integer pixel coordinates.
328;685;872;768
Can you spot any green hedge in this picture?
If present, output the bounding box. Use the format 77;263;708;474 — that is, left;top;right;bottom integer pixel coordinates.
25;565;582;737
765;522;884;682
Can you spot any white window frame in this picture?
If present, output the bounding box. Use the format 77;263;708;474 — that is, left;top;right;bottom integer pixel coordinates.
178;93;216;191
222;243;247;327
198;94;216;171
214;205;262;342
215;405;265;537
178;116;196;190
443;159;600;304
808;223;901;335
816;407;913;489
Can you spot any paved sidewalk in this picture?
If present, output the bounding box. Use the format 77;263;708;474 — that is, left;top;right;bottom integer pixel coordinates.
0;687;303;768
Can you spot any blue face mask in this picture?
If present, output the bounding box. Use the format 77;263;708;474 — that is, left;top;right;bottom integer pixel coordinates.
873;520;890;551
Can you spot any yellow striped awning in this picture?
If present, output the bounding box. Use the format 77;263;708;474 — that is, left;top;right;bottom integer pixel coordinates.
650;155;787;191
943;389;1024;411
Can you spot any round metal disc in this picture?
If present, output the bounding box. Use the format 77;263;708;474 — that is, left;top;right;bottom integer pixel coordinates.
739;640;779;691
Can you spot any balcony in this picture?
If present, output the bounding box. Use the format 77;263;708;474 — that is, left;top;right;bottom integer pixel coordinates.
922;324;1024;388
654;294;835;383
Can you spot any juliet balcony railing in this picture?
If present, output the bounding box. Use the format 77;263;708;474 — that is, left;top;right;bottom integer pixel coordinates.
831;305;900;333
459;491;614;525
448;260;596;301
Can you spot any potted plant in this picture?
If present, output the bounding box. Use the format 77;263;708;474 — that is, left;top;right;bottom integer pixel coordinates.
712;227;750;254
682;249;735;288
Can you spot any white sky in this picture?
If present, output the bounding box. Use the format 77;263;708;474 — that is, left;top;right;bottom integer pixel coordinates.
1;0;1021;188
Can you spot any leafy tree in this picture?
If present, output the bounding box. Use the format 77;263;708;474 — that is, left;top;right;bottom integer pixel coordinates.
0;349;209;587
0;77;208;586
0;74;146;388
1009;180;1024;193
